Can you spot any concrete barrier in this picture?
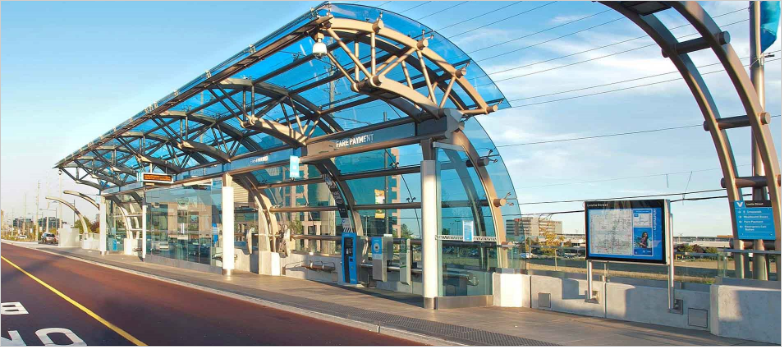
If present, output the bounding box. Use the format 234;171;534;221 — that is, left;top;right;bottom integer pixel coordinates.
529;274;605;318
606;282;710;331
493;271;780;344
57;225;80;248
710;280;781;344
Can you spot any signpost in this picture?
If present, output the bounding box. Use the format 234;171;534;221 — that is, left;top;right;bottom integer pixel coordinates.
734;200;776;240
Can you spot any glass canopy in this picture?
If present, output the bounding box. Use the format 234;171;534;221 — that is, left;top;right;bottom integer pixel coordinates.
54;2;509;189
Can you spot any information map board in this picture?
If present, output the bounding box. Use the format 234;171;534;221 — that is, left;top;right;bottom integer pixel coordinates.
585;200;669;264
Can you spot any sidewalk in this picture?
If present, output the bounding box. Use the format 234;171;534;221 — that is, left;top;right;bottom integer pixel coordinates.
6;242;762;346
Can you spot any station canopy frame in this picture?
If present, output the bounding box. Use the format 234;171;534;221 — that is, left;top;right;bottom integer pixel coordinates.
54;2;510;190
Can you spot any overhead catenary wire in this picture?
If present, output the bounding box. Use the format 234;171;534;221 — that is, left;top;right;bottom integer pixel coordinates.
415;1;468;21
397;1;432;14
475;6;747;64
433;1;524;33
487;19;748;83
521;193;752;216
518;188;728;206
468;9;614;54
493;115;780;148
506;56;780;108
448;1;558;38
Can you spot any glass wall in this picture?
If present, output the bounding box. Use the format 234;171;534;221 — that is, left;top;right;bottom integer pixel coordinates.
437;147;496;297
145;179;222;266
106;197;133;253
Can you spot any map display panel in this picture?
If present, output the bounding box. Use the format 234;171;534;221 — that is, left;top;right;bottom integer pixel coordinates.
585;200;667;264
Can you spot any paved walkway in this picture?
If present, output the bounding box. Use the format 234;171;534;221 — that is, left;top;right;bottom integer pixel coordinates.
6;242;761;346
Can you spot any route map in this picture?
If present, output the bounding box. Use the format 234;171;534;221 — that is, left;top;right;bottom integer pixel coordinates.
585;200;667;263
588;209;633;256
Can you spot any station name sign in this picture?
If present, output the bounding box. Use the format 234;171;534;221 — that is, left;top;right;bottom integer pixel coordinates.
139;173;174;184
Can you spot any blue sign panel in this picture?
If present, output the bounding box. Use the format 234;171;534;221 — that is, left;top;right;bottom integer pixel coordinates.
341;233;358;284
585;200;667;264
289;155;300;179
371;237;383;255
735;200;776;240
463;220;474;242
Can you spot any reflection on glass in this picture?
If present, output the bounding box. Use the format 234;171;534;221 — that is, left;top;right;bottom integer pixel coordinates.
145;179;222;266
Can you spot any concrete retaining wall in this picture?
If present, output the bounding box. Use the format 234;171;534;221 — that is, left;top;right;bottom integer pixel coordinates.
529;274;606;318
494;272;779;344
710;283;781;344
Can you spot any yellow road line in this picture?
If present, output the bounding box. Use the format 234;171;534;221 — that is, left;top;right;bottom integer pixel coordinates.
1;255;147;346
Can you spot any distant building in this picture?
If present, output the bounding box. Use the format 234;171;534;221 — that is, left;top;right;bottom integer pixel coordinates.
13;218;32;229
38;217;61;230
505;217;564;242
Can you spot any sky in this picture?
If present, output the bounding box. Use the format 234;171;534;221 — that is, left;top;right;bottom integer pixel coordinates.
1;1;780;237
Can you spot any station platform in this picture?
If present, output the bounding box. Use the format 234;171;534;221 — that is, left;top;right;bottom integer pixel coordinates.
9;243;763;346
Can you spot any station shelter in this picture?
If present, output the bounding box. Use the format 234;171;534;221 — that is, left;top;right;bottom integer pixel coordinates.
55;2;524;309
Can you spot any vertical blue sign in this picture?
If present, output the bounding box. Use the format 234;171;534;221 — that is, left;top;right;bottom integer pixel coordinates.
289;155;300;179
463;220;474;242
371;237;383;255
735;201;776;240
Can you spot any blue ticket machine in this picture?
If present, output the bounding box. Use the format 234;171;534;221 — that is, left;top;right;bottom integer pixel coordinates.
342;233;358;284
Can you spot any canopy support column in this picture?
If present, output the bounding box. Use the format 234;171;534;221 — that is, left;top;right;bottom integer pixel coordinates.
222;173;235;276
99;197;107;255
141;204;147;260
421;159;440;309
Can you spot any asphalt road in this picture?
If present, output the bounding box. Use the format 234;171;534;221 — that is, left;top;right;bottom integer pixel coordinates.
1;243;419;346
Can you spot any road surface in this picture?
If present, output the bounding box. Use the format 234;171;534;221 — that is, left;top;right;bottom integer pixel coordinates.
1;243;419;346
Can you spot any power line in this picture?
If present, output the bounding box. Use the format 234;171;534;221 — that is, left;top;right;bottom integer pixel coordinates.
415;1;468;21
514;164;752;190
477;6;747;65
497;124;701;147
434;1;524;33
397;1;432;14
521;193;751;215
486;18;748;84
507;56;780;108
448;2;558;38
494;114;781;148
468;9;614;54
518;188;726;206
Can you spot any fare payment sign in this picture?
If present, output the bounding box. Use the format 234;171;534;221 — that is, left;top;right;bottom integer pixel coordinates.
735;201;776;240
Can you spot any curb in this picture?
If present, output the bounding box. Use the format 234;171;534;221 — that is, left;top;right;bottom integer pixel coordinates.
2;241;460;346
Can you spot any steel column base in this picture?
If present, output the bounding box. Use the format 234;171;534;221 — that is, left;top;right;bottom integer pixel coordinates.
423;297;435;309
222;269;233;276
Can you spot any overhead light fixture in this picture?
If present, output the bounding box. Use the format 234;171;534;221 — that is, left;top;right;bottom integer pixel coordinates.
312;38;327;58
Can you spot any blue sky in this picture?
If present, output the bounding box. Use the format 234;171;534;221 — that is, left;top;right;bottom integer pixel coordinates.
2;1;780;236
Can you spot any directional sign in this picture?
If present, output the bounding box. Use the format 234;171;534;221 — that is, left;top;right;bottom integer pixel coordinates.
735;200;776;240
289;155;300;179
463;220;475;242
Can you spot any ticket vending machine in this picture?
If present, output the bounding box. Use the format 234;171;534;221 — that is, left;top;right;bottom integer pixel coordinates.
371;234;394;282
341;233;358;284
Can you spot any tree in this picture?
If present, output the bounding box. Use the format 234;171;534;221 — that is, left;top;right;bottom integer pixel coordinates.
400;224;413;239
704;247;718;254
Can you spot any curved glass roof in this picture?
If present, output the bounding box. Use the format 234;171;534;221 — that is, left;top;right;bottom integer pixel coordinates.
55;2;509;188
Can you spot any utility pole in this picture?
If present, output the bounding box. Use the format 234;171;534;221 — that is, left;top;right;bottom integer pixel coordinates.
36;180;41;241
749;1;768;280
59;170;63;229
23;194;27;239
